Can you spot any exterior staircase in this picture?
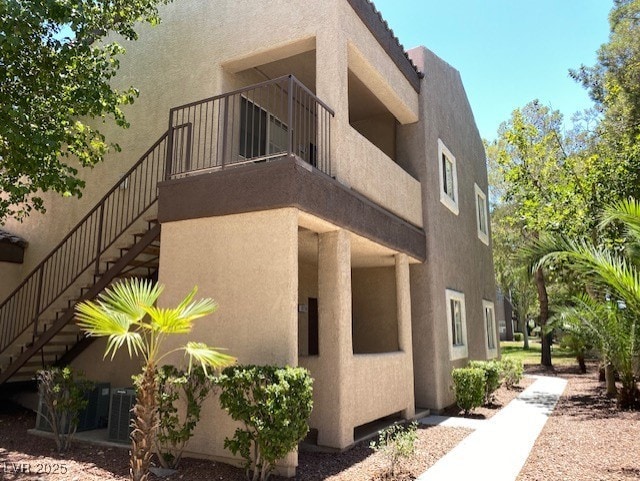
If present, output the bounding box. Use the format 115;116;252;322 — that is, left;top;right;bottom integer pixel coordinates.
0;75;333;385
0;133;169;384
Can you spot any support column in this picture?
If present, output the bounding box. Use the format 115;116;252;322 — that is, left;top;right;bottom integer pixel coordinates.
316;229;353;448
396;253;415;419
316;25;348;181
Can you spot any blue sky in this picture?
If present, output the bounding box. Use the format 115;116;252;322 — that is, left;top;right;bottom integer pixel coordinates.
372;0;612;141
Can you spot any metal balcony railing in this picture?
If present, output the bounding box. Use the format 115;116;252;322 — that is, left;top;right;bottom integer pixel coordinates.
166;75;334;179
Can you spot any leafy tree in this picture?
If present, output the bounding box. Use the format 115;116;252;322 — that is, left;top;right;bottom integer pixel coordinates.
0;0;170;221
546;304;595;374
533;199;640;408
487;101;583;366
571;0;640;202
490;203;537;349
76;279;235;481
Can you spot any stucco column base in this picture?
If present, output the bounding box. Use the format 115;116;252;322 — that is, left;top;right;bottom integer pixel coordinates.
316;229;354;449
396;253;416;420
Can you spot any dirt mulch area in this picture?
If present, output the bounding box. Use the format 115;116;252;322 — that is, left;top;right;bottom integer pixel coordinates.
441;376;534;419
296;425;470;480
0;402;470;481
518;363;640;481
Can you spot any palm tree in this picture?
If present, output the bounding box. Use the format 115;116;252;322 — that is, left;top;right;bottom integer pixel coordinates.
532;198;640;408
76;278;235;481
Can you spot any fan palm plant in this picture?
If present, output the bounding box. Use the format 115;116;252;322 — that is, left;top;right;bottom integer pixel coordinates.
75;278;235;481
531;198;640;408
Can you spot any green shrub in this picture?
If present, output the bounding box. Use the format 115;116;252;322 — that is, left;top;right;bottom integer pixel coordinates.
500;358;524;389
370;422;418;478
513;332;524;342
451;367;485;415
37;367;93;453
155;365;215;469
218;365;313;481
468;360;502;404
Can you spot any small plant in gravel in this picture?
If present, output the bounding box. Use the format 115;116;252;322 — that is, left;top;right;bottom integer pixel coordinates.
468;360;502;404
500;358;524;389
218;365;313;481
369;422;418;479
154;364;215;470
37;366;93;453
451;367;485;415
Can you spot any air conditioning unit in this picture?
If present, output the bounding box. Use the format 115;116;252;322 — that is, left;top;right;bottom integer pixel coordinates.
36;382;111;433
78;383;111;431
108;387;136;443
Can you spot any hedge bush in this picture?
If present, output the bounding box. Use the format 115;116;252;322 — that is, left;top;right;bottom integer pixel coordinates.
451;367;485;415
218;365;313;481
468;360;502;404
155;365;215;469
500;358;524;389
513;332;524;342
37;367;93;453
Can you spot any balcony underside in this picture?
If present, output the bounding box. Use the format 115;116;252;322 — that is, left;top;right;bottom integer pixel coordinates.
158;155;425;262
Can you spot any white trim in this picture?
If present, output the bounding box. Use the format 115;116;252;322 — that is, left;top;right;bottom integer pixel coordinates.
445;289;468;360
438;139;459;215
474;183;489;245
483;300;498;359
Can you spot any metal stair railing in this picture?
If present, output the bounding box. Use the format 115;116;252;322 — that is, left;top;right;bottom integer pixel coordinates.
0;133;168;356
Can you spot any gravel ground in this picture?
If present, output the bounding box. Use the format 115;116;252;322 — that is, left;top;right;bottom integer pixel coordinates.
0;403;470;481
3;367;635;481
518;363;640;481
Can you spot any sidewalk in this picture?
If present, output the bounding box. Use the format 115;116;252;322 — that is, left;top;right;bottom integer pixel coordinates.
417;375;567;481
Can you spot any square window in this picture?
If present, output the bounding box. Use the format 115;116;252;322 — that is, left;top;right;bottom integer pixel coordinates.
483;300;498;358
438;140;459;215
474;184;489;245
446;289;467;360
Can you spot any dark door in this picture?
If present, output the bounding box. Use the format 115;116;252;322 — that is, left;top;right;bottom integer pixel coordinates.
308;298;319;356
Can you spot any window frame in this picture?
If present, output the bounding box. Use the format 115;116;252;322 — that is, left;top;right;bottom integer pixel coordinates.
438;139;459;215
483;300;498;359
474;183;489;245
445;289;468;360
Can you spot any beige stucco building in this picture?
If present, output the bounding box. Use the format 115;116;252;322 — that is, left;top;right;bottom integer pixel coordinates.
0;0;497;476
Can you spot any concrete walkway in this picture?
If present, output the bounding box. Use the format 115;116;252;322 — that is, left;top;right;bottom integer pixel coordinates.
417;375;567;481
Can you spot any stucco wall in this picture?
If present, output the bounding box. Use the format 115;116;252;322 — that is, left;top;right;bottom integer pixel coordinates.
352;266;398;353
343;127;423;227
0;263;22;301
0;0;423;303
351;113;397;160
70;338;139;388
398;47;497;410
156;208;299;473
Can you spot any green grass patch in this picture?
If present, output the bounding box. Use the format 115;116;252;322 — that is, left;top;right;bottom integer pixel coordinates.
500;339;577;366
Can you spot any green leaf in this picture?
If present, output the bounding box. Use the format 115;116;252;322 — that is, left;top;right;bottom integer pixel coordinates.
185;342;236;374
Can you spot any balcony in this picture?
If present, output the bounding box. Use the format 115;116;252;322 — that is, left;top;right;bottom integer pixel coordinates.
163;74;422;230
166;75;334;179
